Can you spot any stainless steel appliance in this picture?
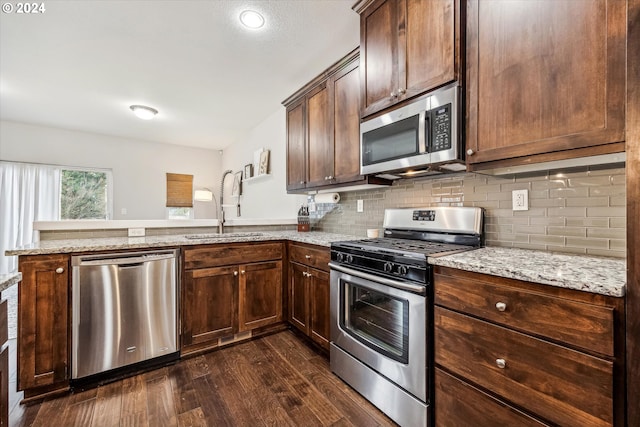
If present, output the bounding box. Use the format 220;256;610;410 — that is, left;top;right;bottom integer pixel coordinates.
360;84;465;178
71;249;179;379
330;206;483;427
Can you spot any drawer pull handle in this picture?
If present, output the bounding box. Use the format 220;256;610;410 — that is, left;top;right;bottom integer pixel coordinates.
305;255;311;260
495;302;507;312
496;358;506;369
55;267;64;274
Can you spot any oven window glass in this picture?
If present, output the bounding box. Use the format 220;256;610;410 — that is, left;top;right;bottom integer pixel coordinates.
341;281;409;364
362;115;420;166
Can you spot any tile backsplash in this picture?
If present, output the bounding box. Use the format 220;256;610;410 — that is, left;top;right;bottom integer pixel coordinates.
311;165;626;258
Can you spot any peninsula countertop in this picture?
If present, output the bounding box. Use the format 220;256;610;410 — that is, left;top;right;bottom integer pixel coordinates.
4;231;358;256
429;246;626;297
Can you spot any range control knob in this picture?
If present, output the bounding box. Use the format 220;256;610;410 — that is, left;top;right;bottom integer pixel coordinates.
336;252;345;263
346;254;354;263
397;265;408;276
383;262;394;273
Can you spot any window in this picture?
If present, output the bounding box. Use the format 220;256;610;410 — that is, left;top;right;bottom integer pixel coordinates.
167;207;194;220
60;168;112;220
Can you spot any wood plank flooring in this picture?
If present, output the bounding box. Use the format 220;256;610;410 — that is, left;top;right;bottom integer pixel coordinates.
9;331;397;426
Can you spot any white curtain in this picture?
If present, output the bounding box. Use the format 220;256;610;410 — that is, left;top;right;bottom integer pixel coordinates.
0;162;61;274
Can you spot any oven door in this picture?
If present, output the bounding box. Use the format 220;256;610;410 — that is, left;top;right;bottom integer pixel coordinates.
329;262;427;402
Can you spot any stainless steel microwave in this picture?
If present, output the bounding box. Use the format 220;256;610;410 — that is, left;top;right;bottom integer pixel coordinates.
360;84;463;177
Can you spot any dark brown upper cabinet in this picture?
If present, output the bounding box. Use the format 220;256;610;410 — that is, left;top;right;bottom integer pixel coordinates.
354;0;460;118
283;48;390;193
465;0;626;171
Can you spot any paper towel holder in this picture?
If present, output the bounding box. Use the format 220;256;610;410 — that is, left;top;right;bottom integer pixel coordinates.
313;193;340;204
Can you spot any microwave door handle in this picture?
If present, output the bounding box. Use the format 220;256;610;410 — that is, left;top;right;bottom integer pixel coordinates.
419;110;428;154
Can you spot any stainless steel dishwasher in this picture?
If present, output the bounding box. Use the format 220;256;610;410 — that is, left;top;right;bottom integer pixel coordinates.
71;249;179;379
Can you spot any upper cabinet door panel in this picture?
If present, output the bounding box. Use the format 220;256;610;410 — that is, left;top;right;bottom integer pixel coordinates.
307;84;333;186
361;0;402;115
286;101;306;191
333;62;362;183
467;0;626;166
405;0;456;98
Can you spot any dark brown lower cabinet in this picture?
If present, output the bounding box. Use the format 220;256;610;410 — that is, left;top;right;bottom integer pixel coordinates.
182;243;285;355
288;243;331;351
17;254;70;397
182;266;238;349
239;261;283;332
435;369;547;427
433;266;624;427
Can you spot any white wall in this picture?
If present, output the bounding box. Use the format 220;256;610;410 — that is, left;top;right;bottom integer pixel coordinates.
221;108;306;220
0;120;221;220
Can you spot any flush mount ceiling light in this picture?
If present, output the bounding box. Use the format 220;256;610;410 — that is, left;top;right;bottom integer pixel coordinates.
239;10;265;29
129;105;158;120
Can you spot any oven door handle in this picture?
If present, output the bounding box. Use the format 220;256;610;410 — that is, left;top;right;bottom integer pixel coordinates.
329;262;426;295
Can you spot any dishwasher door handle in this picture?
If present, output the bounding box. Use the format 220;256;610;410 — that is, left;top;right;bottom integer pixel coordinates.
75;252;176;266
118;262;145;269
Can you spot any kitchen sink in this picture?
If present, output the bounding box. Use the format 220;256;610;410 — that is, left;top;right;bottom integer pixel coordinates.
184;232;264;239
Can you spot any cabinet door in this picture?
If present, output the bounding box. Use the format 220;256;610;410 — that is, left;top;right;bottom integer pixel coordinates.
405;0;456;98
333;60;363;184
182;266;237;349
239;261;283;332
18;255;69;390
286;100;307;191
466;0;626;167
309;269;330;351
360;0;402;116
307;84;333;187
288;262;309;334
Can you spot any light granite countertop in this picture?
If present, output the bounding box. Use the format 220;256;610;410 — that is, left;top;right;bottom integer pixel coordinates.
429;247;626;297
4;231;358;256
0;272;21;293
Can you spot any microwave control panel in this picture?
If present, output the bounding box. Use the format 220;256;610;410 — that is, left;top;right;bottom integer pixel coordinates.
429;103;452;152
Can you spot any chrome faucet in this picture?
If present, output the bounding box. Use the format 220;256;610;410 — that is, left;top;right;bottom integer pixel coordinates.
218;169;233;234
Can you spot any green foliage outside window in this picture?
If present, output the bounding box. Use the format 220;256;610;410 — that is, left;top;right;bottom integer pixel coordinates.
60;170;108;219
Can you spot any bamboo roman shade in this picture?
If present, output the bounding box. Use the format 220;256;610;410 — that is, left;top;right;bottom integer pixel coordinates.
166;173;193;207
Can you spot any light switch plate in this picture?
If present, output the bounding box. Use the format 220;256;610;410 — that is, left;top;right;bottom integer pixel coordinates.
356;199;364;213
512;189;529;211
128;228;146;237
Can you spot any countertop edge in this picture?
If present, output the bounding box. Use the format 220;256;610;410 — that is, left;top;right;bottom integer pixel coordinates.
0;272;22;293
429;248;626;298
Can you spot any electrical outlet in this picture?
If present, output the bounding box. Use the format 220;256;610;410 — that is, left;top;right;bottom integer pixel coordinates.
512;189;529;211
128;228;146;237
357;199;364;213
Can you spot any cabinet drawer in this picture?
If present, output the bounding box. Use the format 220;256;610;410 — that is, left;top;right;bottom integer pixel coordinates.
435;307;613;427
184;243;283;270
289;244;330;271
435;368;548;427
434;271;615;356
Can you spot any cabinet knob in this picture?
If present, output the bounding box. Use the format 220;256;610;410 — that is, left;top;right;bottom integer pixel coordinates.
495;302;507;312
233;271;238;276
305;255;311;260
299;181;305;185
302;271;308;277
327;175;333;180
390;91;396;98
397;88;406;95
307;273;313;278
496;358;506;369
466;149;475;156
241;270;245;275
55;267;64;274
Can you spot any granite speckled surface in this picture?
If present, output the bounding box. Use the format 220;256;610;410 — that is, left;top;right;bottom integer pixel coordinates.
429;247;626;297
4;231;358;256
0;272;21;293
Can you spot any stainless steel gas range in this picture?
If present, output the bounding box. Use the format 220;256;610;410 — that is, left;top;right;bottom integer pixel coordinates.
329;206;484;427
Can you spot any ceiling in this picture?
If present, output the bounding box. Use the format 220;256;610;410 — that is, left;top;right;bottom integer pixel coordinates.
0;0;359;150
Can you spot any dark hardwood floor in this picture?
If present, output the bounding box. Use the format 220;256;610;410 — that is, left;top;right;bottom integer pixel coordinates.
9;331;397;426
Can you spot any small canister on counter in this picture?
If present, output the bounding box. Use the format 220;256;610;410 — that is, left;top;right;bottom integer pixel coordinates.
297;205;310;232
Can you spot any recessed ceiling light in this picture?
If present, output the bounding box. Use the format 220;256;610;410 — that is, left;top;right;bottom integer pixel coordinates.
129;105;158;120
240;10;264;29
